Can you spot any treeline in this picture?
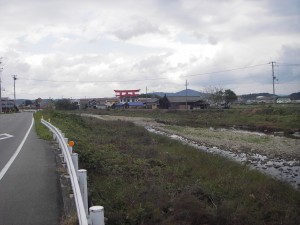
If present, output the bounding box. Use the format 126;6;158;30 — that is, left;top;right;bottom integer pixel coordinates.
55;99;79;110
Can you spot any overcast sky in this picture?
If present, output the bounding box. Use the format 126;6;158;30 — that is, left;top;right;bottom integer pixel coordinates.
1;0;299;99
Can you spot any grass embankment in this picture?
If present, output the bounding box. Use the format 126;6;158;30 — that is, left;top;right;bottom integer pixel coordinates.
84;104;300;134
35;110;300;225
33;113;53;140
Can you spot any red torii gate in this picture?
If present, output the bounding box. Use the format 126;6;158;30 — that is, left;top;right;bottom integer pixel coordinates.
114;89;140;97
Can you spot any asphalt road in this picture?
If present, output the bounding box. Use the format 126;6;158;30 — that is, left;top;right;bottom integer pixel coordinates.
0;112;62;225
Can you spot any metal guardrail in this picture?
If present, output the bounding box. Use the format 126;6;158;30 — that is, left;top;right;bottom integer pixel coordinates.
41;118;105;225
41;119;89;225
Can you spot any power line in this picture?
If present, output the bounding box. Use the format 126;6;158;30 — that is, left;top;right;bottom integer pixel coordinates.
18;76;170;84
277;63;300;66
182;63;270;78
18;62;271;84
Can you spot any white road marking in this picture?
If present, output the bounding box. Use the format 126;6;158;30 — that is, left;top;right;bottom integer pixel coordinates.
0;117;34;181
0;133;14;141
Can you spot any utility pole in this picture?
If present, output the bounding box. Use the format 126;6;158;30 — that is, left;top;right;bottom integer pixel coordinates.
185;80;188;111
12;75;17;106
0;58;2;113
270;61;276;104
146;86;148;109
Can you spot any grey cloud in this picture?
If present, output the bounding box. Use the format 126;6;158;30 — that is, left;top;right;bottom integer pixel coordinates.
277;45;300;82
112;20;166;40
258;0;300;17
192;33;219;45
132;54;170;76
208;36;218;45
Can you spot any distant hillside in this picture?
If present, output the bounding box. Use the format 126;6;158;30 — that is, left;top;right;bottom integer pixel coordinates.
239;92;300;101
154;89;206;97
289;92;300;100
16;99;30;105
239;93;275;101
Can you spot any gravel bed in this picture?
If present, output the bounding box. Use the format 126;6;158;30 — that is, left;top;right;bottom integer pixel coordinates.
82;114;300;162
159;126;300;162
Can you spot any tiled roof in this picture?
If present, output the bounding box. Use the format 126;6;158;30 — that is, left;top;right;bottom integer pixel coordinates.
167;96;203;103
138;98;159;103
128;102;145;106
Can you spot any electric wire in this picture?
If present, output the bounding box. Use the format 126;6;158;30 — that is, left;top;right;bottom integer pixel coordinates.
182;63;270;77
17;62;271;83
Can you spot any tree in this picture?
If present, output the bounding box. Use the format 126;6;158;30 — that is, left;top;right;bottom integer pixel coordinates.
159;95;170;109
205;87;224;107
204;87;237;108
24;100;33;106
55;99;78;110
224;89;237;108
35;98;42;109
44;98;55;110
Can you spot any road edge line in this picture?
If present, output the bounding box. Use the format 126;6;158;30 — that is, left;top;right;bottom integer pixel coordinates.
0;117;34;181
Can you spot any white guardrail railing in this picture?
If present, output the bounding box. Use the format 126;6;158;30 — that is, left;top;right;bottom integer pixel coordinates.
41;118;104;225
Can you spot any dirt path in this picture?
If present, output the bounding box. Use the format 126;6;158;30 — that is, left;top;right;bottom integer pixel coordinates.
82;114;300;161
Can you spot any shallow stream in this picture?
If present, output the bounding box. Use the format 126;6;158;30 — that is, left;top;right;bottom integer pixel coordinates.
146;127;300;189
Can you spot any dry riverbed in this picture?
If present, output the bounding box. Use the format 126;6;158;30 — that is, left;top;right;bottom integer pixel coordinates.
83;113;300;161
160;126;300;162
82;113;300;188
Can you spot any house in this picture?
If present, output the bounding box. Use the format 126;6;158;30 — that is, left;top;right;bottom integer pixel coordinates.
137;98;159;109
276;97;291;104
114;103;125;109
79;99;88;109
89;99;106;109
1;98;16;112
167;96;209;110
256;96;274;104
127;101;145;109
79;98;119;109
105;98;119;108
78;98;103;109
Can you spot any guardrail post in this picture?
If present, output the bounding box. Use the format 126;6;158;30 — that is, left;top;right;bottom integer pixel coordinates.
64;138;69;147
68;141;75;155
89;206;105;225
78;169;88;216
72;153;79;178
68;146;73;155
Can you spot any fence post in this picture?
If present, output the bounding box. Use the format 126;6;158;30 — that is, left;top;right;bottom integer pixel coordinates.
89;206;105;225
72;153;79;178
78;169;88;216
